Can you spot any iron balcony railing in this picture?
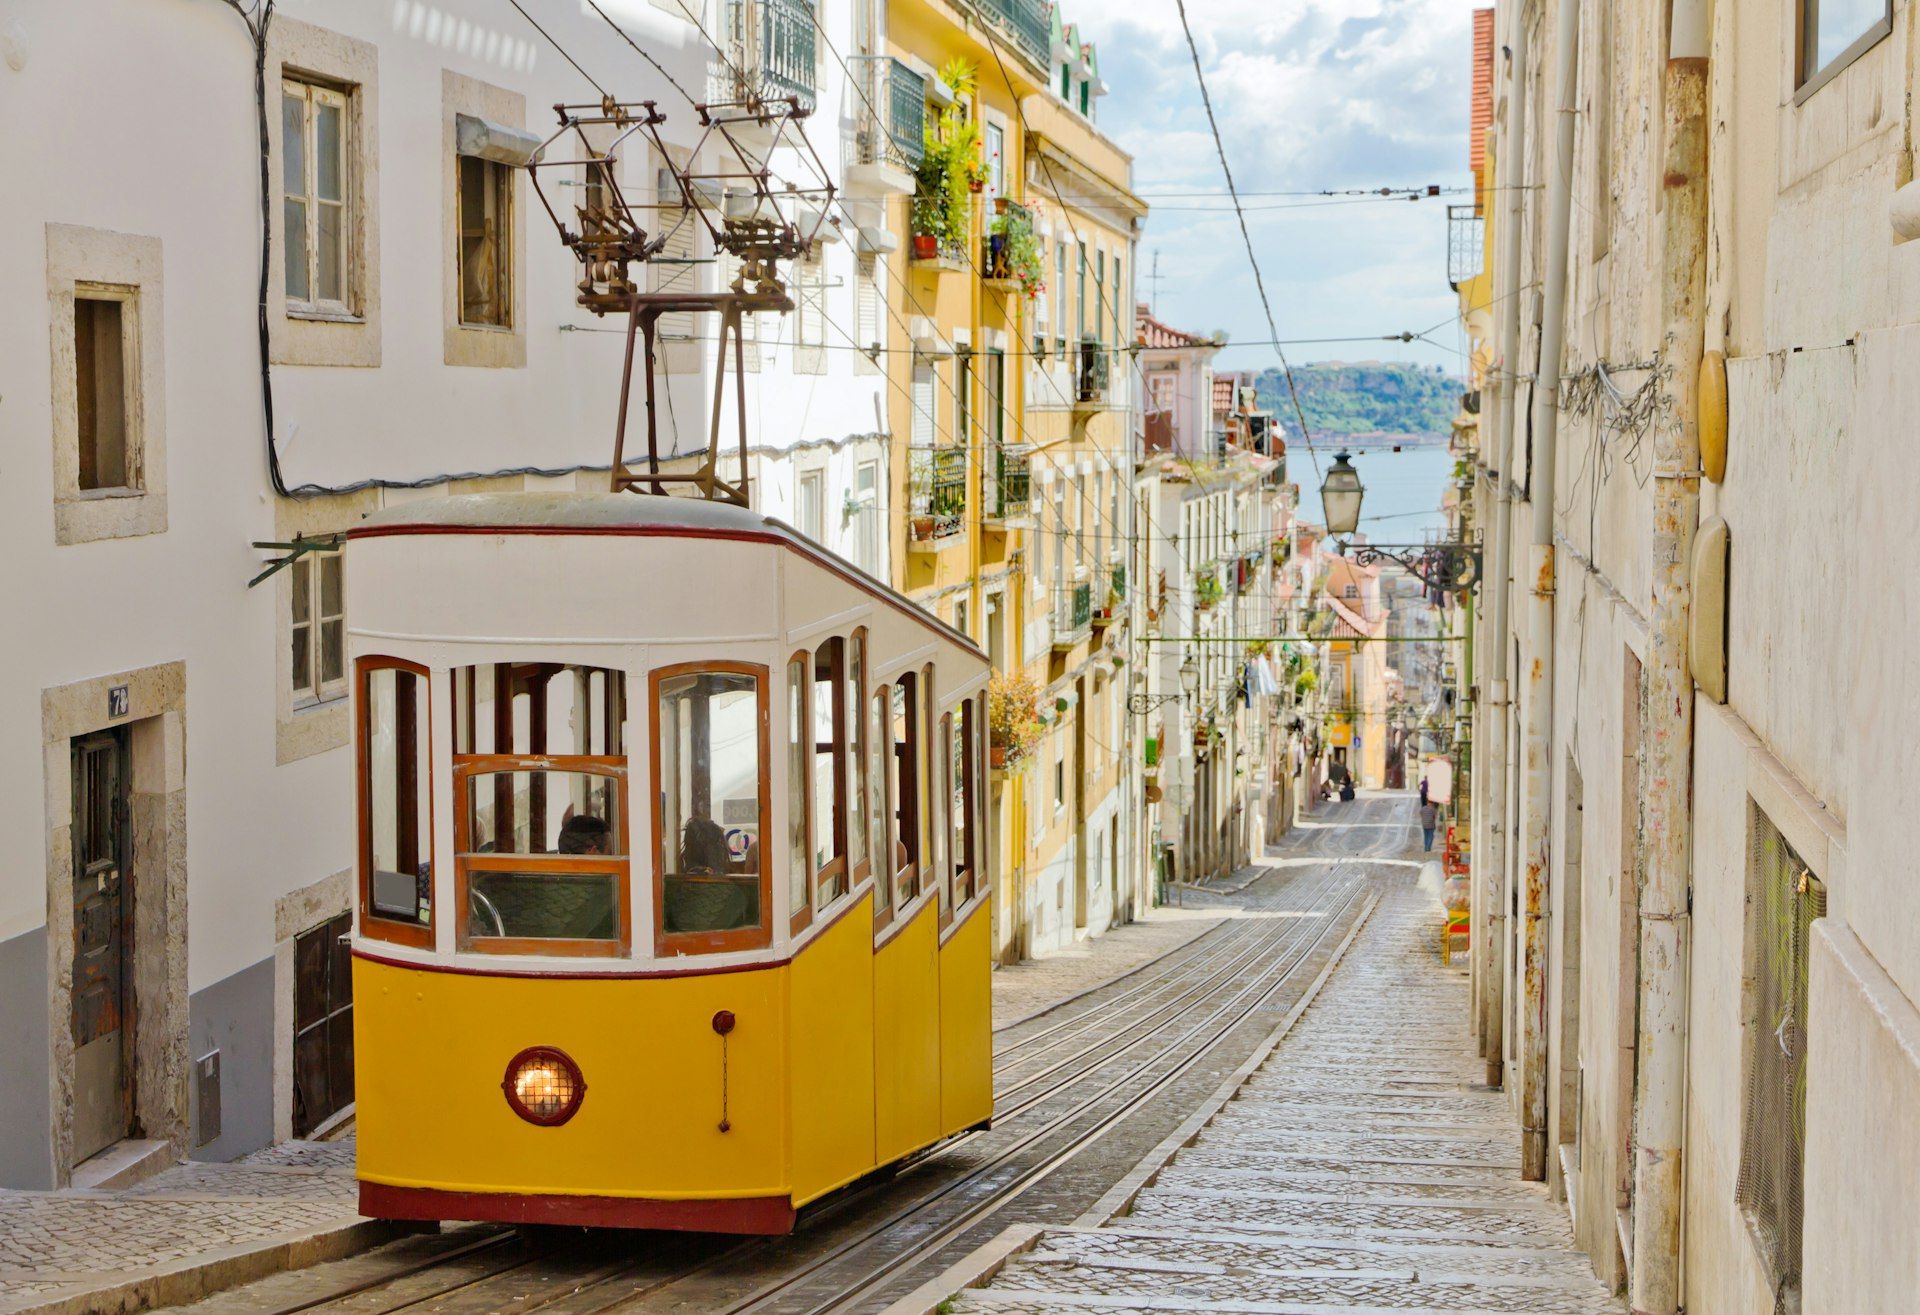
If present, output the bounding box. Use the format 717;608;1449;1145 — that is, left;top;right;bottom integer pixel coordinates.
908;446;967;542
1053;580;1093;647
721;0;818;111
851;55;925;170
992;444;1032;519
1076;340;1111;404
1447;204;1485;288
1094;565;1125;623
976;0;1050;69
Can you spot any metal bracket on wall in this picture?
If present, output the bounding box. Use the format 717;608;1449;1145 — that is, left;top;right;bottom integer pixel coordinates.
248;533;346;588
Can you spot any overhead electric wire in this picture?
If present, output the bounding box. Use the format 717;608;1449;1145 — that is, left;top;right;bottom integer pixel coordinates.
505;0;607;96
1171;0;1319;482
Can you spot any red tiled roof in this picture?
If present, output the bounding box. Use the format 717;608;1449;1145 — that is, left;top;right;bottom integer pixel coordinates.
1135;303;1213;350
1471;10;1495;194
1212;377;1235;414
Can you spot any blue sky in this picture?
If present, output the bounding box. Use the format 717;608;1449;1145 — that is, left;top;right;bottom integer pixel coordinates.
1088;0;1478;377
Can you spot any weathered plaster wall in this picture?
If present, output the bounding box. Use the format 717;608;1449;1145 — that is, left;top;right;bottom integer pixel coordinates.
189;957;276;1162
0;927;53;1189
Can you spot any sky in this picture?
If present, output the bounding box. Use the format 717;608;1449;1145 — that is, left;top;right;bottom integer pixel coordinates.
1087;0;1478;378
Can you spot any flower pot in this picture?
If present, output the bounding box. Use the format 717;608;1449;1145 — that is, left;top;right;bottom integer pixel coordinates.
912;233;939;260
969;179;985;194
994;196;1010;215
990;744;1008;769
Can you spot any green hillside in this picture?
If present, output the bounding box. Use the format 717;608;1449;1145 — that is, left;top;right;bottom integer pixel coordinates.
1254;362;1462;441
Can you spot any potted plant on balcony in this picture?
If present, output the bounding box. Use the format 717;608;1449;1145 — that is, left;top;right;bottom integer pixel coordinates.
988;670;1045;770
988;201;1045;300
1195;571;1223;611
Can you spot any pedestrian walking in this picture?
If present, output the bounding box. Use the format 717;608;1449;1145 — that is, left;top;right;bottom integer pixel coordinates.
1419;777;1430;807
1419;797;1439;852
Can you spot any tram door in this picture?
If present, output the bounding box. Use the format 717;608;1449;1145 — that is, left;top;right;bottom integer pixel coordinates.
72;730;132;1164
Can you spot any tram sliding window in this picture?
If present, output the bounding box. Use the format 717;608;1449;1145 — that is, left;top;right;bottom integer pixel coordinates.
360;661;432;946
656;668;768;947
868;686;891;921
847;632;870;889
812;638;847;910
450;664;628;952
953;699;976;904
889;676;919;905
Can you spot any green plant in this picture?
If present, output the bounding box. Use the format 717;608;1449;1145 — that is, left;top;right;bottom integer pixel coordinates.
1194;571;1223;608
987;670;1045;767
990;201;1046;300
913;60;987;251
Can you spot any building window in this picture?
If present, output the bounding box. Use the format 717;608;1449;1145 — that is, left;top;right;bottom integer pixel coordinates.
855;461;881;573
796;468;824;543
458;155;513;327
984;121;1006;203
74;291;135;492
1053;728;1065;812
1736;806;1825;1299
291;550;346;706
794;247;826;372
282;78;352;314
1054;242;1068;357
1798;0;1891;91
1344;583;1359;600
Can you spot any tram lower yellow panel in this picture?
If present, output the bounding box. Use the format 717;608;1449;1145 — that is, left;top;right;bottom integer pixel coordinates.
354;956;790;1201
788;896;877;1206
872;899;942;1164
938;907;994;1135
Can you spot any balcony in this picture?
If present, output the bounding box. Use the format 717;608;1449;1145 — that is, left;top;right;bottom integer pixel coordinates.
717;0;818;111
975;0;1050;71
1447;204;1485;289
1093;565;1125;626
984;444;1033;527
908;447;967;549
846;56;924;196
1073;340;1113;410
1052;580;1093;650
1194;567;1223;613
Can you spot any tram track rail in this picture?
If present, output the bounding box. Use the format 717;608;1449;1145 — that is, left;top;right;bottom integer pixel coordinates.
221;797;1409;1315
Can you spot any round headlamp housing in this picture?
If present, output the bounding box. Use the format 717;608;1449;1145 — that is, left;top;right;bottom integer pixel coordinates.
501;1046;586;1126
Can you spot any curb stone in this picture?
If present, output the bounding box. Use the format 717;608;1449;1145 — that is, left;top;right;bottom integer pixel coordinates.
1;1218;424;1315
876;1224;1044;1315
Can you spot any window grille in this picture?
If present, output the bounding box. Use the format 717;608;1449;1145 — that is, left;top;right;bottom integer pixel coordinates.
1736;806;1825;1309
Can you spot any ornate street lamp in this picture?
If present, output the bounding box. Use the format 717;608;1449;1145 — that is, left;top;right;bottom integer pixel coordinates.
1319;451;1366;537
1320;450;1484;593
1130;655;1202;716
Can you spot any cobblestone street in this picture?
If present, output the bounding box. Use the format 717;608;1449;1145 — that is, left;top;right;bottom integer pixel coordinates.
948;876;1622;1314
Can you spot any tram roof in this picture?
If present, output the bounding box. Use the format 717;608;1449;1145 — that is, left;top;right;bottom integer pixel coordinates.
349;492;986;660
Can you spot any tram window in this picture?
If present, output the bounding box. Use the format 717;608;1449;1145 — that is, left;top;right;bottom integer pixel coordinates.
847;632;869;882
920;666;937;897
360;661;432;945
655;667;768;948
933;713;953;920
954;700;975;904
813;638;847;909
890;676;918;904
869;686;892;921
453;663;624;757
786;656;811;933
462;769;623;857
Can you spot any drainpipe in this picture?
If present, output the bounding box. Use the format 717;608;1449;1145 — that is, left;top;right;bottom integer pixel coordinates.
1631;1;1708;1308
1477;4;1528;1083
1516;0;1582;1184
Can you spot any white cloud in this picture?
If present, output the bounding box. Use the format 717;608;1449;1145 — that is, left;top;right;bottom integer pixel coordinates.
1085;0;1480;374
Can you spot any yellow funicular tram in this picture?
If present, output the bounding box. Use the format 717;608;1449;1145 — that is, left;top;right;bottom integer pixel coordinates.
347;98;992;1234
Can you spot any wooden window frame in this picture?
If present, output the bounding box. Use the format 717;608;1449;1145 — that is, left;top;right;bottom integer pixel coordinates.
451;754;631;956
811;638;849;915
871;682;895;934
356;656;434;950
890;674;920;912
650;660;774;957
847;629;871;900
787;652;813;938
1794;0;1892;102
457;153;514;329
281;76;355;317
936;711;955;928
292;550;347;708
954;696;979;906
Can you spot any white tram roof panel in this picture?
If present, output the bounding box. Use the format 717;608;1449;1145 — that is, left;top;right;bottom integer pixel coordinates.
349;493;985;660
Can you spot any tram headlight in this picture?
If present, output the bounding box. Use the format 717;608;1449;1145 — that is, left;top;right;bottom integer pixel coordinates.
501;1046;586;1126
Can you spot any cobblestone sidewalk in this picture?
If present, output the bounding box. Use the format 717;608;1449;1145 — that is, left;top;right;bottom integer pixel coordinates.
992;887;1240;1030
951;878;1623;1314
0;1139;386;1315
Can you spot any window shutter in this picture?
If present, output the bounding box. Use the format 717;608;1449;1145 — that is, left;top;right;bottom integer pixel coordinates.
653;167;697;342
911;360;935;447
855;254;880;351
799;251;825;347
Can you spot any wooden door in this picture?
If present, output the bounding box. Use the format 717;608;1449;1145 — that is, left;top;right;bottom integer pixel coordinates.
71;730;131;1163
293;912;354;1136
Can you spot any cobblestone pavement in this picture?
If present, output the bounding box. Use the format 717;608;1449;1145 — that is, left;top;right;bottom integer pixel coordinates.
954;876;1623;1314
0;1139;362;1314
992;889;1241;1030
